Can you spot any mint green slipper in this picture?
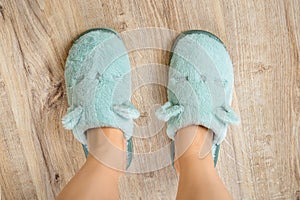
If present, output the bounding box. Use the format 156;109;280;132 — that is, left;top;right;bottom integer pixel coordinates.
62;28;139;168
156;30;240;167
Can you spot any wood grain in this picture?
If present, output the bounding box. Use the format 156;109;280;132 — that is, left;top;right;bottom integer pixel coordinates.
0;0;299;199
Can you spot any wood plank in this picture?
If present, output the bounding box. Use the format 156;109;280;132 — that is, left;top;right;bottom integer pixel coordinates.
0;0;299;199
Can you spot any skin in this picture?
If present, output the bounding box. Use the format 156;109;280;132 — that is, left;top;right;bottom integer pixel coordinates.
174;125;232;200
56;126;232;200
56;128;125;200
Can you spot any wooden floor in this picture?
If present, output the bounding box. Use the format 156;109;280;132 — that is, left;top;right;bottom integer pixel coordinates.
0;0;299;199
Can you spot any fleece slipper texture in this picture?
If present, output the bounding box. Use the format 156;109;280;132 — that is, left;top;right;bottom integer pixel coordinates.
156;30;240;166
62;28;139;166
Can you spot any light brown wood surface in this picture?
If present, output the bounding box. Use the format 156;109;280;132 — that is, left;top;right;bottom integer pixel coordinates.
0;0;299;199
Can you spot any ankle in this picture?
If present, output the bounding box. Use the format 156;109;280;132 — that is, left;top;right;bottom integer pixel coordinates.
86;127;127;173
85;154;123;178
174;125;214;175
177;152;214;174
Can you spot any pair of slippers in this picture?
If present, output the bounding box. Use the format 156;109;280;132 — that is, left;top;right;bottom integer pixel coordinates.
62;28;239;169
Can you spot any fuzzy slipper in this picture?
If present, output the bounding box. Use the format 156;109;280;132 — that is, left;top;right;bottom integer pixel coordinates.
62;28;139;168
156;30;240;166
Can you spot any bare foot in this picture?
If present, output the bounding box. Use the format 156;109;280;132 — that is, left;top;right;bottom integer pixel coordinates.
87;127;127;174
174;125;213;175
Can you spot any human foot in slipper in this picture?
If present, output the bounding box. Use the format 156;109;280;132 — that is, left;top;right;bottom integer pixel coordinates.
156;30;240;167
62;28;139;170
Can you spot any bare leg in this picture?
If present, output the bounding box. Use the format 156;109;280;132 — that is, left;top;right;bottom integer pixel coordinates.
56;127;125;200
175;125;232;200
